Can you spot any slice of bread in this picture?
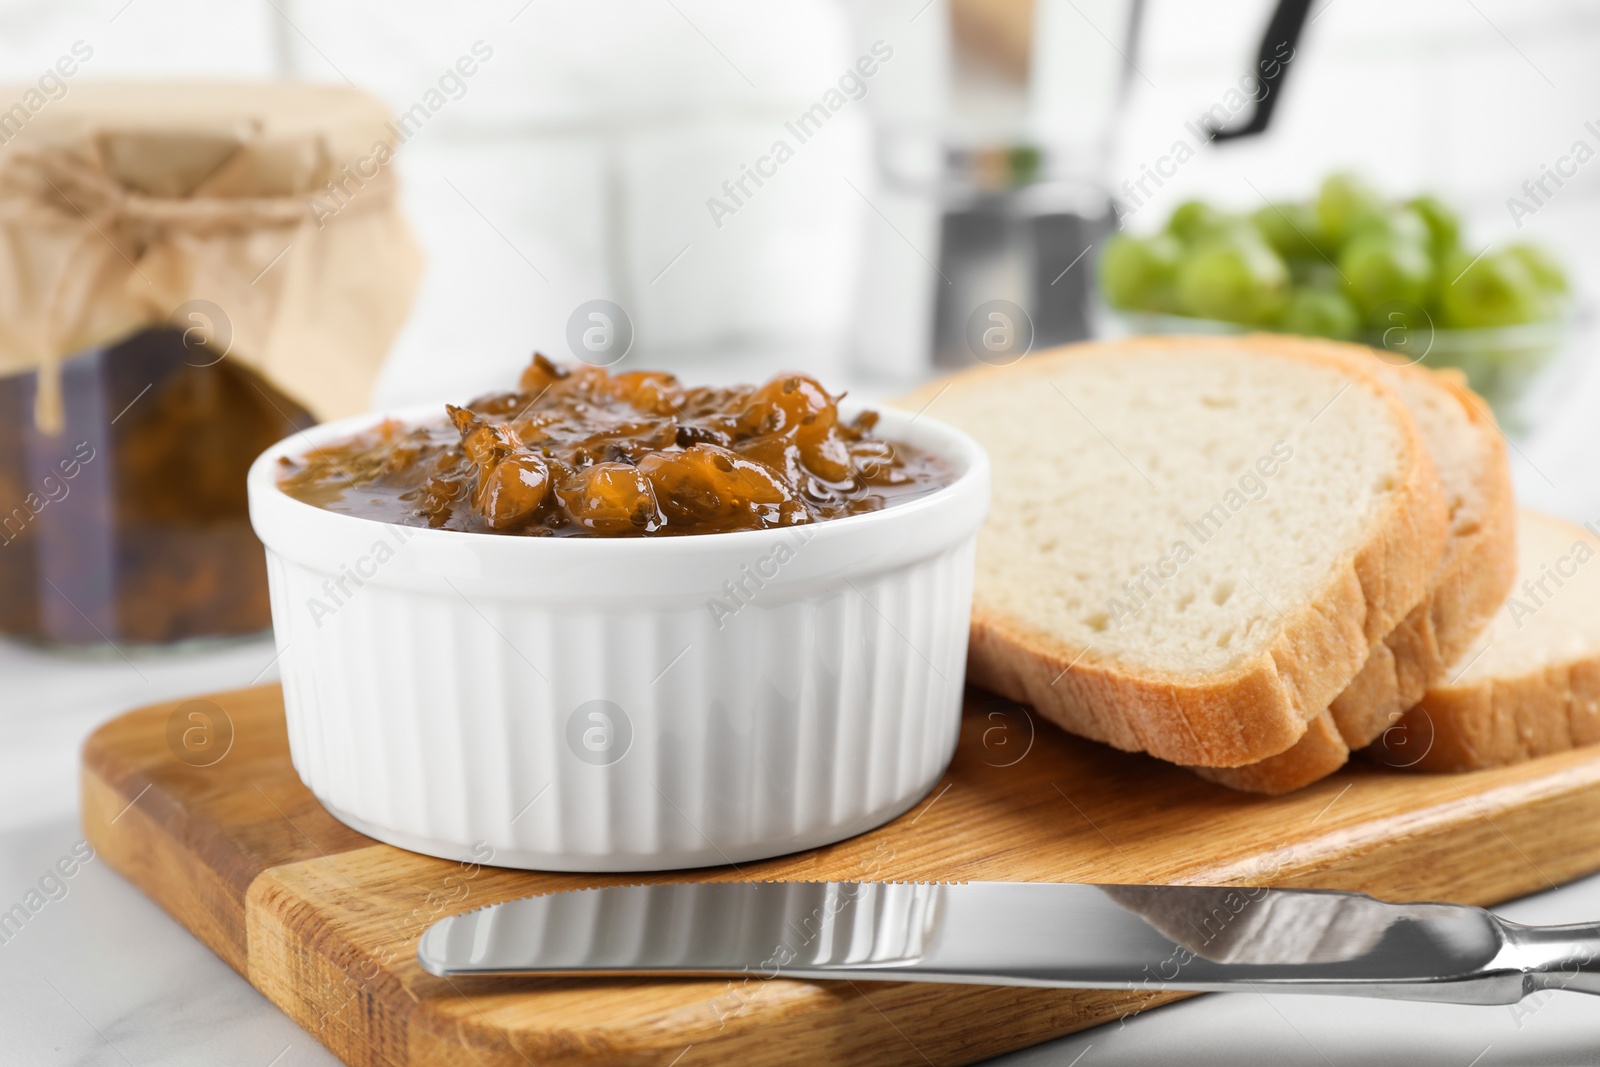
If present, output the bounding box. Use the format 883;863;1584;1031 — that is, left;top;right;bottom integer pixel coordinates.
1367;511;1600;772
1194;362;1516;793
899;335;1450;768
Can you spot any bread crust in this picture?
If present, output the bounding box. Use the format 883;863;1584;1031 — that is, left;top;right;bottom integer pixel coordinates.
1369;512;1600;772
903;335;1451;768
1380;658;1600;772
1190;710;1350;794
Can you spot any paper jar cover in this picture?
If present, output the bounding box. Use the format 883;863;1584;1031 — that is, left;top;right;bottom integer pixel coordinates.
0;81;424;430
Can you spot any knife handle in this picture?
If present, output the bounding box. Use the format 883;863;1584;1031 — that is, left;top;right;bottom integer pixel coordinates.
1504;921;1600;995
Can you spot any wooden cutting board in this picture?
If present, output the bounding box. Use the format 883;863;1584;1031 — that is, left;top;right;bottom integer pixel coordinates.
83;685;1600;1067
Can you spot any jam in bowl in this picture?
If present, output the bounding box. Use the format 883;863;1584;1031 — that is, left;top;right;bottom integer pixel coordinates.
249;356;991;872
277;354;955;537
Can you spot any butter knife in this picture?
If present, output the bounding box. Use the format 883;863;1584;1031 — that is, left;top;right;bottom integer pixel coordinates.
417;881;1600;1004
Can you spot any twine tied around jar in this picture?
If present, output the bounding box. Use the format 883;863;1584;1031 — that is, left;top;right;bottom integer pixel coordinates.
0;113;421;435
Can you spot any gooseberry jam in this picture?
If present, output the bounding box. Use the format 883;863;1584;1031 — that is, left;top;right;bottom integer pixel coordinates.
276;355;953;537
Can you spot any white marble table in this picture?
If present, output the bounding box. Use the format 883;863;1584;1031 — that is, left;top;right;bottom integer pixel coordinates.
5;631;1600;1067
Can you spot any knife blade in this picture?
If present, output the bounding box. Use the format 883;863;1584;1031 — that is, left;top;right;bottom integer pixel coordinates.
417;881;1600;1004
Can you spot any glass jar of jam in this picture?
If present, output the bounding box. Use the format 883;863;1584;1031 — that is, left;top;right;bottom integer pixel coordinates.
0;82;421;649
0;330;313;647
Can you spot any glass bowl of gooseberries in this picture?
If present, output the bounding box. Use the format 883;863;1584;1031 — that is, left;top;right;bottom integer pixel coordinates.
1097;173;1574;432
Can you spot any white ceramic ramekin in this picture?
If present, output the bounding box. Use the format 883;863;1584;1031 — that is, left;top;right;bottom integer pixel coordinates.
247;403;989;872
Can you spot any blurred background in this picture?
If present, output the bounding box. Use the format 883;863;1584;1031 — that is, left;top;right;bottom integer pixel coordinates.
3;1;1600;1061
7;0;1593;485
0;1;1590;396
5;0;1596;471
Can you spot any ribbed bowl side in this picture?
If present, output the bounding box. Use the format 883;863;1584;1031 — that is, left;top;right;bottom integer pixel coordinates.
269;533;975;872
